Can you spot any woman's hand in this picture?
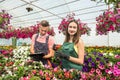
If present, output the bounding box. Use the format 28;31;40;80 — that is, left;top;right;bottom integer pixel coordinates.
55;51;70;60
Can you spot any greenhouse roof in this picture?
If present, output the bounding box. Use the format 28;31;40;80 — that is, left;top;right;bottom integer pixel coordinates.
0;0;110;28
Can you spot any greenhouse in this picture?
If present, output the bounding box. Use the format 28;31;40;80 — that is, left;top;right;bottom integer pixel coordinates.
0;0;120;80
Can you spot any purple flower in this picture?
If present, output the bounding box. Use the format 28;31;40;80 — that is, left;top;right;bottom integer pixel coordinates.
96;57;100;61
98;53;103;57
82;66;89;72
91;62;95;67
88;57;92;62
84;62;88;66
93;52;97;55
100;62;104;65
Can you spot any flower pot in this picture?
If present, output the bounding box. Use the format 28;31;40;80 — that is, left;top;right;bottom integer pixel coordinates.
12;37;17;46
53;44;62;51
117;26;120;33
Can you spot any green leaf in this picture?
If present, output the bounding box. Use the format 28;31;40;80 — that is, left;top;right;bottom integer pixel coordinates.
0;17;3;24
30;76;41;80
0;77;2;80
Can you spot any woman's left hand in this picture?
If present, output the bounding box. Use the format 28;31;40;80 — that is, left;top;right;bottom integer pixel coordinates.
55;51;70;60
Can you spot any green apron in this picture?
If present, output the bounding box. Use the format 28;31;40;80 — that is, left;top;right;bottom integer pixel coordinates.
60;42;82;70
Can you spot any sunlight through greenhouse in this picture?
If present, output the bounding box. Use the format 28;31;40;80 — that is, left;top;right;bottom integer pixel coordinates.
0;0;120;80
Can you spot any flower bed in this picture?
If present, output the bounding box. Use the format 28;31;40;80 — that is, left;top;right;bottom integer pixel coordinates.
0;46;120;80
83;46;120;79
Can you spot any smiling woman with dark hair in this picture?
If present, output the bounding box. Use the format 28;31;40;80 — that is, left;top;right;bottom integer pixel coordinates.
55;19;85;70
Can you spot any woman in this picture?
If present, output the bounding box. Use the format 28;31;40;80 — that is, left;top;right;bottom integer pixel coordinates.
56;19;84;70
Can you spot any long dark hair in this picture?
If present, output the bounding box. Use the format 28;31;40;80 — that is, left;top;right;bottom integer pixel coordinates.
64;20;81;44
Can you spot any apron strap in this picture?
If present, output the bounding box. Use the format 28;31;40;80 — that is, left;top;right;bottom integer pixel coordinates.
46;35;49;43
35;33;39;41
46;36;52;67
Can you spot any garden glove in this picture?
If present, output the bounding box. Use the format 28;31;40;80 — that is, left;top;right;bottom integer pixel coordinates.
55;51;70;60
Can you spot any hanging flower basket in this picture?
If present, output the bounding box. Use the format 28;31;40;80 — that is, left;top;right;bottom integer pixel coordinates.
58;13;91;36
47;27;56;36
96;10;116;35
115;8;120;33
0;10;12;30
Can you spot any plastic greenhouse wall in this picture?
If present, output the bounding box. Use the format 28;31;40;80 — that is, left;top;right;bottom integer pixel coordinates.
0;27;120;47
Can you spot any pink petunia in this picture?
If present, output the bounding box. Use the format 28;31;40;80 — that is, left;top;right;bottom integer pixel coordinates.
53;67;58;72
100;77;106;80
108;70;112;74
39;70;44;76
105;69;109;73
113;70;118;76
113;65;118;70
117;62;120;65
98;64;105;70
81;73;86;79
20;77;30;80
89;71;93;76
90;68;95;73
96;69;101;74
114;69;120;75
115;55;120;59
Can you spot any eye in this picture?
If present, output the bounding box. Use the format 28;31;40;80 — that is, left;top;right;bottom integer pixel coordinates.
42;30;47;32
68;26;72;28
73;26;77;29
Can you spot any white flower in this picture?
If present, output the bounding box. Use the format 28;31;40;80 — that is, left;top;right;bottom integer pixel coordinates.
12;46;30;60
109;62;113;66
7;70;12;76
2;74;5;77
34;66;37;69
4;66;8;70
109;52;114;56
103;53;107;56
53;77;57;80
108;70;112;74
20;62;25;66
